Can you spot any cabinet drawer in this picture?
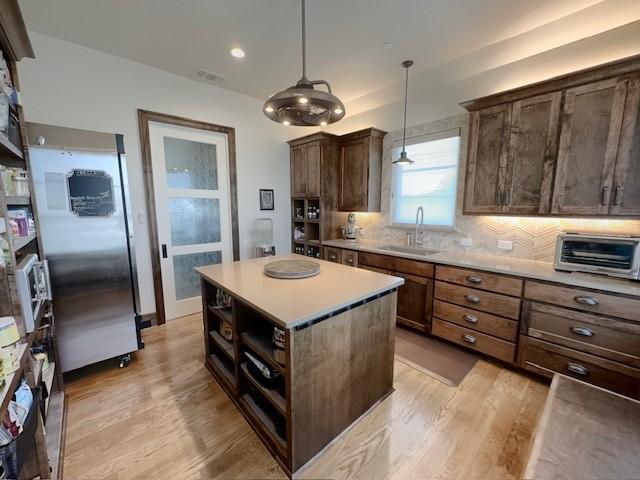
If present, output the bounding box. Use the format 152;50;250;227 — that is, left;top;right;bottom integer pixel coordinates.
433;300;517;341
523;301;640;368
519;336;640;399
341;250;358;268
524;281;640;322
434;281;521;320
432;318;515;363
435;266;522;297
324;247;342;264
358;251;434;278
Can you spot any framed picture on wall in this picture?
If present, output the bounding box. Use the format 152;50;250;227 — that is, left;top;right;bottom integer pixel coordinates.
259;189;274;211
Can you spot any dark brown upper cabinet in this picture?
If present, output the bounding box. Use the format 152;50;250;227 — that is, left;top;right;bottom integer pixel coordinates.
610;72;640;216
464;104;511;213
465;94;562;215
290;139;321;197
505;92;562;214
551;77;628;215
338;128;385;212
461;54;640;218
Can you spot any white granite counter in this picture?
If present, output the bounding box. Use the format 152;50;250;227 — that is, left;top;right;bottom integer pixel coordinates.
196;254;404;329
323;239;640;298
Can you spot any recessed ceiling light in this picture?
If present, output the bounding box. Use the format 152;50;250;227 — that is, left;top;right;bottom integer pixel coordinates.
230;48;245;58
382;41;393;49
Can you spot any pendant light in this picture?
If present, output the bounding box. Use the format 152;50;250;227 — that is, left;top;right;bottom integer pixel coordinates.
263;0;345;126
393;60;414;165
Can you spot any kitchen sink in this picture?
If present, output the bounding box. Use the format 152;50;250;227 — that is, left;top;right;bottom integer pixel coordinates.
380;245;438;256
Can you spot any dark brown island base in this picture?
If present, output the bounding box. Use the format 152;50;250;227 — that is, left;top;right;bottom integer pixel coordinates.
196;255;403;476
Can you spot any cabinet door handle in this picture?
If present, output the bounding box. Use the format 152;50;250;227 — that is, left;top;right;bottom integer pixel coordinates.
613;184;623;206
570;326;594;337
566;362;589;376
496;189;502;206
464;294;480;304
161;244;167;259
573;295;599;306
600;185;609;205
302;182;307;193
463;314;478;324
462;334;477;344
466;275;482;284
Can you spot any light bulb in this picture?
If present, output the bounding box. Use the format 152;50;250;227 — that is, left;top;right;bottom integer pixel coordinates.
264;106;274;113
230;48;245;58
282;120;291;126
334;107;343;115
298;97;308;104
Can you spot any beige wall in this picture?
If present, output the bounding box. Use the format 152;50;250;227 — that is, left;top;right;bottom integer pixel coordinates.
19;33;292;315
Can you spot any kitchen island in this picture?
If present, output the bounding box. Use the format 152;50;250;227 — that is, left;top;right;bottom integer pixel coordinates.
196;255;403;476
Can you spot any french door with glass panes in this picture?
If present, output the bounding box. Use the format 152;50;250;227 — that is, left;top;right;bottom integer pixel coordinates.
149;122;232;320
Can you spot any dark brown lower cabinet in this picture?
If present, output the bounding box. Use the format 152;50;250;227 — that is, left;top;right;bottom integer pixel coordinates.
395;272;433;333
358;252;434;333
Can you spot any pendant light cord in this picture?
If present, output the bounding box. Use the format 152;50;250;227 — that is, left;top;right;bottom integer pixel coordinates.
402;64;409;153
301;0;307;79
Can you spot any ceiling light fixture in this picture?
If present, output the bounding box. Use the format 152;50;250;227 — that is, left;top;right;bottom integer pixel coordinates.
263;0;345;126
230;48;245;58
393;60;415;165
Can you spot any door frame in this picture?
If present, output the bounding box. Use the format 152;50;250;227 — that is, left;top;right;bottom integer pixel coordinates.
138;110;239;325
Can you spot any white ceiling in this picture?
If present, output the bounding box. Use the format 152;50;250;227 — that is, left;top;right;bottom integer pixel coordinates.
18;0;640;115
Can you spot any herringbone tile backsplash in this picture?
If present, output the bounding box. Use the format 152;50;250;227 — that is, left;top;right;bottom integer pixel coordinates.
331;115;640;263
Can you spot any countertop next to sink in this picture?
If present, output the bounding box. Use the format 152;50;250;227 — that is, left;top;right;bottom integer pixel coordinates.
323;239;640;298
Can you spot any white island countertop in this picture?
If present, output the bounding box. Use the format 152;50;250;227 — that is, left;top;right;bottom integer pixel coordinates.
196;254;404;328
323;239;640;297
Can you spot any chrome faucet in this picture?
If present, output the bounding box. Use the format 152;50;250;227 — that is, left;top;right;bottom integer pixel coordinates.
414;206;424;248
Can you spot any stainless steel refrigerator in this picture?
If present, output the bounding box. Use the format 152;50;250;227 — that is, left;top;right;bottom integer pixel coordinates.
27;123;142;373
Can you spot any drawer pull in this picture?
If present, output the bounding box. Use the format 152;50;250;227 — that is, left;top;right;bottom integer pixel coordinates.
566;362;589;377
466;275;482;284
464;294;480;304
461;334;477;344
573;295;599;306
462;314;478;324
570;326;594;337
329;255;337;261
345;258;353;264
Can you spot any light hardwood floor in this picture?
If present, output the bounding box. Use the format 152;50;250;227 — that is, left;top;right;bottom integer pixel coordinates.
63;314;548;479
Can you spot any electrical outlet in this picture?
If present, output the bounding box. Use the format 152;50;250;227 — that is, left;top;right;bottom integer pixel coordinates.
459;237;473;247
498;240;514;251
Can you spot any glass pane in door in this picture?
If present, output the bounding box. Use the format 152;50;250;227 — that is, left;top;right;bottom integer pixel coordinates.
163;137;218;190
173;251;222;300
169;197;221;245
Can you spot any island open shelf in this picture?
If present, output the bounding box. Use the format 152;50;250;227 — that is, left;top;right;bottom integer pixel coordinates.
197;256;402;476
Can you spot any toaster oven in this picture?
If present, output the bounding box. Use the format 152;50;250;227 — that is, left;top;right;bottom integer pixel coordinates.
554;233;640;280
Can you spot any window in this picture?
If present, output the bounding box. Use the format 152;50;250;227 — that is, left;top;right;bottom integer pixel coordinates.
391;132;460;228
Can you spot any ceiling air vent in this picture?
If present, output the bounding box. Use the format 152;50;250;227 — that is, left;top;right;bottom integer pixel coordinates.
195;69;226;85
